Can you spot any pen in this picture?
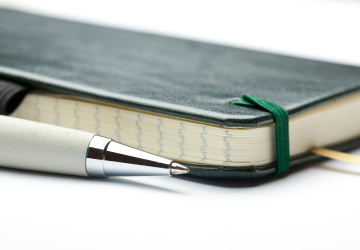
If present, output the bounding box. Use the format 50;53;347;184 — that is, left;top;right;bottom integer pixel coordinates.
0;115;189;177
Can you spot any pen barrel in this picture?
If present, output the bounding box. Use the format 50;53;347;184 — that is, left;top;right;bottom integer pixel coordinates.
0;115;95;176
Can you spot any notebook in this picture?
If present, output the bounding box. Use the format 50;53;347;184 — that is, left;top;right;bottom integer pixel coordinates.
1;8;360;178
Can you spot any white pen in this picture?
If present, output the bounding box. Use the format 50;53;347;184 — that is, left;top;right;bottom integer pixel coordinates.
0;115;189;177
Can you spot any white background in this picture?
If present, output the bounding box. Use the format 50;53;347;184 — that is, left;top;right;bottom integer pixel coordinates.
1;1;360;249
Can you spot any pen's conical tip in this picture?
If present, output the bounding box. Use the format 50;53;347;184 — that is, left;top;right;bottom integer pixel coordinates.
170;162;189;175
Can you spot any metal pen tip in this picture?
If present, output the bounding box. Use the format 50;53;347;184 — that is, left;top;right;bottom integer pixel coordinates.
170;162;189;175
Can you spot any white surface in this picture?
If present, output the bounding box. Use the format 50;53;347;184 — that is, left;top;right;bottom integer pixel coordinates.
1;0;360;249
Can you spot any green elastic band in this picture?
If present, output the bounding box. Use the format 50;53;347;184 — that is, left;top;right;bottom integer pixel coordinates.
231;94;290;175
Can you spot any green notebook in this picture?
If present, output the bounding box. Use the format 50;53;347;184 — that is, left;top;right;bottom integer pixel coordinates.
1;8;360;178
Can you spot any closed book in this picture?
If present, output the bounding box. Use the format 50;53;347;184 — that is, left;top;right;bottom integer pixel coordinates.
1;8;360;178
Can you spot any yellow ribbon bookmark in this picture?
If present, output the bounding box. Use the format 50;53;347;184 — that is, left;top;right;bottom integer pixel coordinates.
311;147;360;165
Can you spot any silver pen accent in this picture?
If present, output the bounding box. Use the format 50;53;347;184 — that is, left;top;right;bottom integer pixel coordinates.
86;135;189;177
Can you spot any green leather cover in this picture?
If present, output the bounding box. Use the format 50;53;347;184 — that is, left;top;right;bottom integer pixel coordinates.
1;8;360;178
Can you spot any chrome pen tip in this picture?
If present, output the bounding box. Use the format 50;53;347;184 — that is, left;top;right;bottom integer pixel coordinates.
170;162;189;175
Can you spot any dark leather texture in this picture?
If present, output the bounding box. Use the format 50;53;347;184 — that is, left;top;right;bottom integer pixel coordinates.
1;8;360;128
0;79;28;115
1;9;360;179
